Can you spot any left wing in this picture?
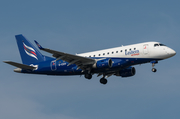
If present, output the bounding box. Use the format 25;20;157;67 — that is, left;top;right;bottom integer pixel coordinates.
34;40;95;69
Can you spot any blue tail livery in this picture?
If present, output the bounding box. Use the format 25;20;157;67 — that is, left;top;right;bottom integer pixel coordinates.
15;34;45;65
4;34;176;85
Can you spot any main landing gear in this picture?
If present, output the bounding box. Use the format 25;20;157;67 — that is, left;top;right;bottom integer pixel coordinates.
84;69;93;79
84;73;92;79
99;74;109;85
85;73;108;85
84;69;109;85
100;78;108;85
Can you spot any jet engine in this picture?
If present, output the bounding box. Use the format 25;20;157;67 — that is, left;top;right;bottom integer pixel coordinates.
116;67;136;77
93;58;112;69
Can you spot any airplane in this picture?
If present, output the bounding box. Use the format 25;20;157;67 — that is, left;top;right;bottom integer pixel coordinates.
4;34;176;84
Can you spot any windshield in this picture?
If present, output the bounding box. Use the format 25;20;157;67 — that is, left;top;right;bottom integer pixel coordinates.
154;44;159;47
154;43;166;47
159;44;166;46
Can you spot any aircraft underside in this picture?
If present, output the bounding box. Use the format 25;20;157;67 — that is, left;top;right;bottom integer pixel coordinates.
19;57;161;84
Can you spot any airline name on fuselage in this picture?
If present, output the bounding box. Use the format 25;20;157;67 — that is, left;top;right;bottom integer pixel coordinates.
125;50;139;56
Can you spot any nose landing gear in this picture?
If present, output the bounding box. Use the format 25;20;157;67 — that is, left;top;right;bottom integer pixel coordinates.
151;61;158;73
152;68;157;72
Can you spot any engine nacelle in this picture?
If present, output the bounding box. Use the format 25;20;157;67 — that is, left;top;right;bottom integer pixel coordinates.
116;67;136;77
111;59;127;68
93;58;112;69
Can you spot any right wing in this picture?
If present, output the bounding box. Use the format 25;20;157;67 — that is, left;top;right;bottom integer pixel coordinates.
34;40;96;70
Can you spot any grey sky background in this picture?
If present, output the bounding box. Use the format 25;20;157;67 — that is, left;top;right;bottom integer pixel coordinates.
0;0;179;119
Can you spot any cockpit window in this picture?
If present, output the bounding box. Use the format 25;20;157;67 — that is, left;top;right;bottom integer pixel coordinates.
154;43;166;47
159;44;166;46
154;44;159;47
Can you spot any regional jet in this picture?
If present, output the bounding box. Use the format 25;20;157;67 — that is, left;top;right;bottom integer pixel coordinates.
4;34;176;84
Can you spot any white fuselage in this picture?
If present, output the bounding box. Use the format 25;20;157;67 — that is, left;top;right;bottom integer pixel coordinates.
77;42;176;60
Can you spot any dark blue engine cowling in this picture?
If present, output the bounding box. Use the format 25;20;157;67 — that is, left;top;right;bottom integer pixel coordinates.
111;59;121;67
94;58;112;69
111;59;132;68
111;59;128;68
116;67;136;77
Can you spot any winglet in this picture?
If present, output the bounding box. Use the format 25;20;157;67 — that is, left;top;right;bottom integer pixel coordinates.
34;40;44;50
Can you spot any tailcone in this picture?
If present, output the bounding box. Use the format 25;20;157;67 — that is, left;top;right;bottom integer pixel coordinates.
14;68;22;73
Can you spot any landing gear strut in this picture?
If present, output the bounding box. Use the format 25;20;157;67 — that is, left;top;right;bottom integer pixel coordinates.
151;61;158;72
100;78;107;85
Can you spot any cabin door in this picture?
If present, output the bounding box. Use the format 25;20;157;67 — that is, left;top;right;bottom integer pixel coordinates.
51;60;57;71
143;44;149;55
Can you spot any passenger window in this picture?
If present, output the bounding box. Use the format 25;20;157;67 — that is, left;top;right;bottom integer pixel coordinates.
120;50;122;52
94;55;95;57
129;49;131;51
89;56;91;57
125;49;127;52
107;52;109;55
99;54;101;56
134;48;136;50
116;51;118;53
103;53;105;55
112;52;114;54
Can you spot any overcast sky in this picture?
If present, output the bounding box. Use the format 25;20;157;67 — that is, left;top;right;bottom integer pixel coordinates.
0;0;180;119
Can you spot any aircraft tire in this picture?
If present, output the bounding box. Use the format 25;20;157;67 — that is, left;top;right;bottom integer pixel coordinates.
100;78;107;84
85;74;92;79
152;68;157;72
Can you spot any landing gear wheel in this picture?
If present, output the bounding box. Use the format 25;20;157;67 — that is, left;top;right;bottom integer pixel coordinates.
100;78;107;85
84;74;92;79
152;68;157;72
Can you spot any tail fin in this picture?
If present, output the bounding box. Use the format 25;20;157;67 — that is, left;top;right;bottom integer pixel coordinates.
15;34;44;65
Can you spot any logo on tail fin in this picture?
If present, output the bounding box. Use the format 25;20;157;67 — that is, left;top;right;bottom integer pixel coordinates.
23;42;38;60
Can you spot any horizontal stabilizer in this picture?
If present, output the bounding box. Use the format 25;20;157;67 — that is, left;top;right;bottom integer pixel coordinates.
3;61;36;70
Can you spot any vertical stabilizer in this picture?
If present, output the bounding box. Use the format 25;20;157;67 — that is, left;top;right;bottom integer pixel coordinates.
15;34;44;65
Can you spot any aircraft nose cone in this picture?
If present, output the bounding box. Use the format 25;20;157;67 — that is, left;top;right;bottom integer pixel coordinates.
170;49;176;56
